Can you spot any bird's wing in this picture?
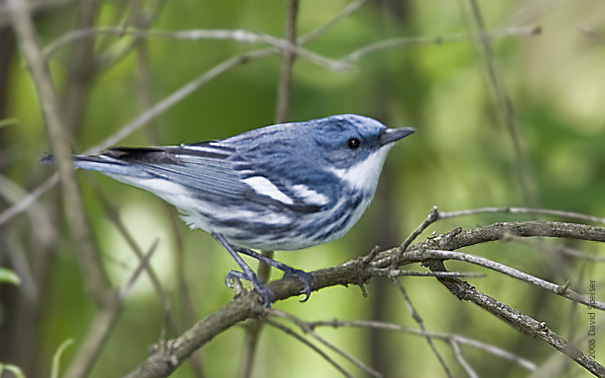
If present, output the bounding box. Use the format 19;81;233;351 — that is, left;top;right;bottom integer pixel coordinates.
101;142;248;198
79;142;328;213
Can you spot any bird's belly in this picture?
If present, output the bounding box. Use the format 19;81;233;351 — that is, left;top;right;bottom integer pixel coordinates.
180;192;371;251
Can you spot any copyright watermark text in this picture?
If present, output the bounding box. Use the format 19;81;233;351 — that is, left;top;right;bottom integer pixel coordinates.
588;279;597;360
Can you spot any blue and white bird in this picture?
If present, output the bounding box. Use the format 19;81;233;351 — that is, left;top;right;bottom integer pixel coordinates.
48;114;414;305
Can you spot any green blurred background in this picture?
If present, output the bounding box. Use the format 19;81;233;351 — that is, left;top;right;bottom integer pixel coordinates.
1;0;604;377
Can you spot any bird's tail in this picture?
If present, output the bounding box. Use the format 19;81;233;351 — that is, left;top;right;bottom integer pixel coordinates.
41;153;151;179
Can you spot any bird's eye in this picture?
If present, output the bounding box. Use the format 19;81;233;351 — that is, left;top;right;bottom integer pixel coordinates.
347;138;360;150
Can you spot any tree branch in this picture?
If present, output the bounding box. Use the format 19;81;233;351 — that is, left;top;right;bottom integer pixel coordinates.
427;259;604;377
122;221;605;377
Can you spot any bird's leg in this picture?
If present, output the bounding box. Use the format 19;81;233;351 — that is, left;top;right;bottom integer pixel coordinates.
213;233;274;306
233;246;315;302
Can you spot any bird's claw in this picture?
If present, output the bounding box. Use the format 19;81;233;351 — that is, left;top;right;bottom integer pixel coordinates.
282;268;315;302
225;270;275;306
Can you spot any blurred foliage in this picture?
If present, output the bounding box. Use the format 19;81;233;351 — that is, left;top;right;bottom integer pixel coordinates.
0;268;20;286
0;363;25;378
1;0;605;377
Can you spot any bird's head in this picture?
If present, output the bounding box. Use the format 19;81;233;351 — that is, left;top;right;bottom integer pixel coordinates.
309;114;415;193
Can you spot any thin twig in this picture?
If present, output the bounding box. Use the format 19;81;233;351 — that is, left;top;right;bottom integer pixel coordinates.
555;244;605;263
119;239;160;300
370;269;485;278
238;249;275;378
271;310;383;378
91;182;168;303
389;278;453;378
390;206;439;269
169;204;203;375
85;48;273;154
45;28;269;54
0;173;56;245
519;237;605;263
0;173;58;227
342;25;540;63
60;0;100;135
438;206;605;225
44;27;348;71
465;0;537;206
265;319;353;378
420;249;605;311
449;340;479;378
92;0;167;73
274;0;299;124
298;0;368;44
309;319;536;371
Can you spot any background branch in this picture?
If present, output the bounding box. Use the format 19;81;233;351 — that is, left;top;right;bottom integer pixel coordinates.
8;2;120;377
0;23;540;227
240;2;300;377
308;319;536;371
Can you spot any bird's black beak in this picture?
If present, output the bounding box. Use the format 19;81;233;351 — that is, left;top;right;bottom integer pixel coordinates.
379;127;415;147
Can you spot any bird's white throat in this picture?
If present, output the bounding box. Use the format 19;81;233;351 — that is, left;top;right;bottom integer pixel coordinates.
329;146;391;193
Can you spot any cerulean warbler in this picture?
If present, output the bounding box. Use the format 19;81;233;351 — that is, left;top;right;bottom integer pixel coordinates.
46;114;414;305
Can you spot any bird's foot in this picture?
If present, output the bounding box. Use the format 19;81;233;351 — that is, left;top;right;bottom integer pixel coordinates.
281;267;315;302
225;270;275;306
